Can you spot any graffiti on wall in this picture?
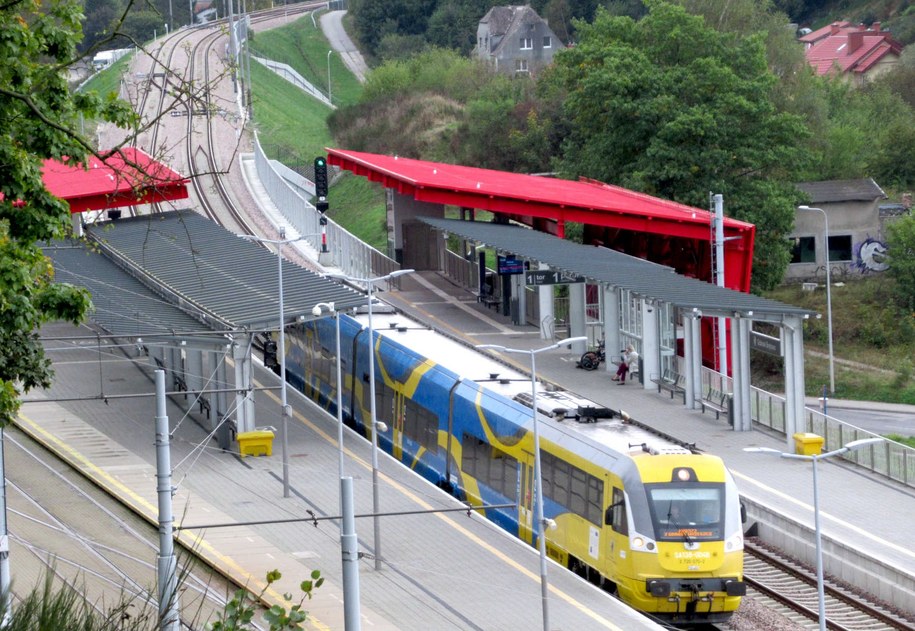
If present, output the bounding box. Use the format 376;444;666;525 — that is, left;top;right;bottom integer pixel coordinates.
853;237;889;273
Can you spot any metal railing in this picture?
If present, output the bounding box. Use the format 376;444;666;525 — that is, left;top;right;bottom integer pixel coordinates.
252;133;399;282
697;365;914;489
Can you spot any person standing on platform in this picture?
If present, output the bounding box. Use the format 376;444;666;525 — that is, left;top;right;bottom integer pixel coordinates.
612;345;638;384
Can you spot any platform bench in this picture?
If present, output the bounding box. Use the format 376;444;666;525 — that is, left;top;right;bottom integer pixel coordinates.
478;293;501;311
652;369;685;401
700;387;730;420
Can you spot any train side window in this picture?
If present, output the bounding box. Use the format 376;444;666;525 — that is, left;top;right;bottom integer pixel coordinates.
606;487;628;535
461;434;519;501
403;397;438;451
373;381;395;426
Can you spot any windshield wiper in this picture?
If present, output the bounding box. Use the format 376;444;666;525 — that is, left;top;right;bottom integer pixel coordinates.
667;501;692;544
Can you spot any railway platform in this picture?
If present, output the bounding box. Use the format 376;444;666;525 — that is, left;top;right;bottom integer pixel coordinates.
382;270;915;616
18;319;664;631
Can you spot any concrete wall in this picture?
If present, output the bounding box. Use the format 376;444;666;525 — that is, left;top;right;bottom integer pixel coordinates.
785;200;889;281
745;496;915;615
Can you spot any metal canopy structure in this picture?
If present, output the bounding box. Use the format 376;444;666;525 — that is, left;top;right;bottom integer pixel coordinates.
84;210;366;330
44;209;368;442
420;218;813;322
46;243;214;339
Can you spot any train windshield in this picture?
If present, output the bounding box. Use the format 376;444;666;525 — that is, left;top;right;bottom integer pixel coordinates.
645;484;725;541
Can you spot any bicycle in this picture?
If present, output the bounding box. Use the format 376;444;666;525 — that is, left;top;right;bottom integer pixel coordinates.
578;340;605;371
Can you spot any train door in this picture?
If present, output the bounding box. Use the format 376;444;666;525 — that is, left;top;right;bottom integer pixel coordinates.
393;390;406;461
519;451;536;545
606;486;630;588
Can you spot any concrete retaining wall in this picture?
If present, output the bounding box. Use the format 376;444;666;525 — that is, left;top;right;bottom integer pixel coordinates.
745;498;915;615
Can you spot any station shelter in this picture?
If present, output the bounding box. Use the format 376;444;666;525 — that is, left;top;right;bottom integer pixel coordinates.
327;149;755;372
327;149;817;445
41;151;364;451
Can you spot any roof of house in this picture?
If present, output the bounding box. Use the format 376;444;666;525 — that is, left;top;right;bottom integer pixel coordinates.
480;5;552;56
799;20;853;45
801;22;903;76
797;178;886;204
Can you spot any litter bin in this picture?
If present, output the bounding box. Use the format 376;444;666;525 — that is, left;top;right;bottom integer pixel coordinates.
637;357;644;384
237;429;275;457
793;432;824;456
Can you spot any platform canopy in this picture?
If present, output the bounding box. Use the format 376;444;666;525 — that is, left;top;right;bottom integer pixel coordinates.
42;147;189;213
326;148;755;292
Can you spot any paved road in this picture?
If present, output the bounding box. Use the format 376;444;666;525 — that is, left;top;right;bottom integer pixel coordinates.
321;10;368;83
806;397;915;436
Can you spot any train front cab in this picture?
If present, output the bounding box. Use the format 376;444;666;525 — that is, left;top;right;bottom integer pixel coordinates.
605;456;746;625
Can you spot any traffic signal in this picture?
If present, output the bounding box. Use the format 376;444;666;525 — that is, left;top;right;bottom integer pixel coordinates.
263;338;278;368
314;156;328;199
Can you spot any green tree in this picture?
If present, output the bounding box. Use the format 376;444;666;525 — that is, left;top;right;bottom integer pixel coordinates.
548;0;810;290
0;0;136;426
886;214;915;312
426;0;492;55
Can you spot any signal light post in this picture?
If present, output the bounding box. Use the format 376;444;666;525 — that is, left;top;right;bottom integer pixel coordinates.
314;156;330;256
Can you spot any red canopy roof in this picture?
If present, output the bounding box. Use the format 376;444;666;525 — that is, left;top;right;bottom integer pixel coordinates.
42;147;189;213
327;148;755;291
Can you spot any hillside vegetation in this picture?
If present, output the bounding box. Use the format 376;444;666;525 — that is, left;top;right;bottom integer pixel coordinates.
760;278;915;403
248;7;915;408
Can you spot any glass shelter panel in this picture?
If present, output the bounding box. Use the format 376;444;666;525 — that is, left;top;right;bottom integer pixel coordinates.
660;302;676;375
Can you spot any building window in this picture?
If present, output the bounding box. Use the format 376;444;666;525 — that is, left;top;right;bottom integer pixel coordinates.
543;36;552;48
790;236;816;263
828;235;853;262
520;37;532;50
515;58;529;73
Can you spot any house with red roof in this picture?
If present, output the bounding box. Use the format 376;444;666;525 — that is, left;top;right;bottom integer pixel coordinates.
800;21;903;85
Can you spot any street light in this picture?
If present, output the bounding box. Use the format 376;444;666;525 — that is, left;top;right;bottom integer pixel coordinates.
326;50;333;105
744;437;883;631
240;227;310;498
311;302;345;485
329;268;415;571
311;301;362;631
798;206;835;394
475;336;587;631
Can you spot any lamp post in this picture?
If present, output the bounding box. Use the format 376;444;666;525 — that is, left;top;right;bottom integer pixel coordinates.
475;336;587;631
240;228;310;498
311;302;362;631
744;437;882;631
311;302;344;484
329;269;415;571
326;50;333;104
798;206;835;394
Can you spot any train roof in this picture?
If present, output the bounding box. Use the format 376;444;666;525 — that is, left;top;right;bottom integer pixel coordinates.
354;309;698;465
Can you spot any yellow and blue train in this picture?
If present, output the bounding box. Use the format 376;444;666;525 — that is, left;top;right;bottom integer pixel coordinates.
285;309;746;625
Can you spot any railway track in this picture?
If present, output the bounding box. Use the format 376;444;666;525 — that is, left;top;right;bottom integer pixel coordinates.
742;538;915;631
106;3;315;235
4;425;249;628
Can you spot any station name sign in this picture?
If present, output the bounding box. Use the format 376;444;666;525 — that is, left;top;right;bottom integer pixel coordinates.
524;271;585;286
750;331;782;357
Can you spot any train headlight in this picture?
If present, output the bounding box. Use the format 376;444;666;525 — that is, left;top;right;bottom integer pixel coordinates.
724;531;743;552
630;532;657;552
